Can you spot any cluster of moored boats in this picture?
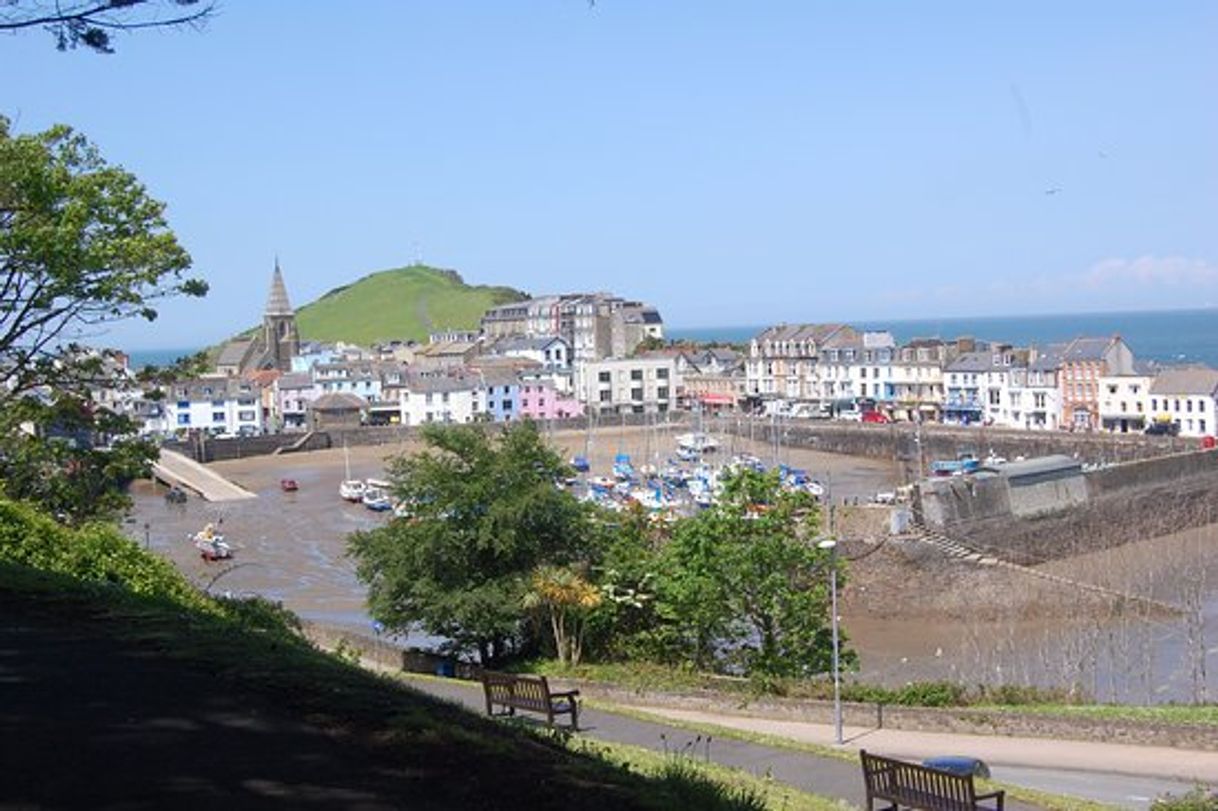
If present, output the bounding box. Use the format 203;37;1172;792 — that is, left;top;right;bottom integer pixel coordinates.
338;477;405;514
570;433;825;518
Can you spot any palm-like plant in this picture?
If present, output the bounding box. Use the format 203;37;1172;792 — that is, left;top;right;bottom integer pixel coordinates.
523;565;602;666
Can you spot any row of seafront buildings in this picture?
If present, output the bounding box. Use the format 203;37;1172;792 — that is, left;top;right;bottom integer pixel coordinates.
746;323;1218;437
128;266;735;438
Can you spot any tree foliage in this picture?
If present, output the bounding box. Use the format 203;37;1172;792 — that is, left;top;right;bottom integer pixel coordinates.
654;468;852;679
0;116;206;402
523;564;601;667
0;117;205;522
0;1;213;53
348;422;595;665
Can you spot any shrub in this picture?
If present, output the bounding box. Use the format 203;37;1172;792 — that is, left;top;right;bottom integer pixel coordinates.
0;499;211;612
1153;787;1218;811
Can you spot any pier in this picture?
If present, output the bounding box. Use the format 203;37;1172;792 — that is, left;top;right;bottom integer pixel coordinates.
151;449;257;502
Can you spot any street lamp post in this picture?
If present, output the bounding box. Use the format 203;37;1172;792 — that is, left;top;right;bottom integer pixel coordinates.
816;537;843;745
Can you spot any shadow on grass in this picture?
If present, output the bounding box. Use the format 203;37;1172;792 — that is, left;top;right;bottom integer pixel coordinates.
0;562;764;810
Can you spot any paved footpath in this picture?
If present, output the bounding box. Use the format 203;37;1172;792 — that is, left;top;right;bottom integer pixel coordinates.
403;676;1045;810
403;675;1209;810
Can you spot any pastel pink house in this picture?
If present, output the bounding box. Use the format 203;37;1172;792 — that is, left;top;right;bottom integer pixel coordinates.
519;380;584;420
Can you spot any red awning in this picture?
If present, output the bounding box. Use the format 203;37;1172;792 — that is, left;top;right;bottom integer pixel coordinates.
700;393;736;405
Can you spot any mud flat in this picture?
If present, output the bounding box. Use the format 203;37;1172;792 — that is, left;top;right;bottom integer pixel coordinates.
129;426;896;636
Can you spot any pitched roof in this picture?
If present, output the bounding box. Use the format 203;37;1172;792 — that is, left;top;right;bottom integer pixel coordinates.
754;323;850;344
216;340;253;368
265;260;294;316
946;351;996;373
1150;367;1218;396
1062;336;1114;362
311;392;367;411
276;372;313;390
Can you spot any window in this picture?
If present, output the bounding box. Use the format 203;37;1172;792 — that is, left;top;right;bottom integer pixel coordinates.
860;368;867;378
177;414;191;425
1188;400;1194;412
1175;399;1181;412
212;412;225;423
598;371;611;383
631;369;643;381
599;391;611;402
1151;399;1158;411
442;392;450;404
238;410;256;422
177;400;189;409
426;393;434;405
631;387;643;401
1202;419;1208;434
237;397;256;406
501;400;512;411
657;386;669;399
657;368;669;379
211;399;225;407
1120;401;1127;413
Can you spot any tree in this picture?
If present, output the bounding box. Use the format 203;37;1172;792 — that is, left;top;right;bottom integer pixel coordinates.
523;564;601;667
348;422;596;666
655;468;852;679
0;116;206;402
0;391;155;524
0;1;213;53
0;116;205;522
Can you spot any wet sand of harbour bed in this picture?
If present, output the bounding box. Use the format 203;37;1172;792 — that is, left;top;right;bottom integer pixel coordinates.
129;426;897;637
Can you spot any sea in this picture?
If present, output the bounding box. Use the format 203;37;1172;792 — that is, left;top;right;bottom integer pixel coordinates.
126;308;1218;369
667;308;1218;368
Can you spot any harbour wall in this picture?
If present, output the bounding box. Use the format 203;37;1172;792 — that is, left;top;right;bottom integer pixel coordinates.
736;419;1191;479
163;411;692;463
917;449;1218;564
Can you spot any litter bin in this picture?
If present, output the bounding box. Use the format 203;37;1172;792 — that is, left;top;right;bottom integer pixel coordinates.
435;660;456;678
922;756;990;778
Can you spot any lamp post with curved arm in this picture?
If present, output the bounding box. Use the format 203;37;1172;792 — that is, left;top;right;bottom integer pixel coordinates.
816;537;843;745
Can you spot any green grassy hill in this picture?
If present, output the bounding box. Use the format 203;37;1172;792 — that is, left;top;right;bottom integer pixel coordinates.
295;264;525;344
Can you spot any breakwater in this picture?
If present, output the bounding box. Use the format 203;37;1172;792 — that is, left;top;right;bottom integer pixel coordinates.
917;449;1218;565
733;419;1191;477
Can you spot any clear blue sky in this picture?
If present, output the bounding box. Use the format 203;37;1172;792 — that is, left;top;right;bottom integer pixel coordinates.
3;1;1215;349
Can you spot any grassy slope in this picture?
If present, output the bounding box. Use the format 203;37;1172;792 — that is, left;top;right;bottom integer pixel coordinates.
0;500;809;811
295;264;525;344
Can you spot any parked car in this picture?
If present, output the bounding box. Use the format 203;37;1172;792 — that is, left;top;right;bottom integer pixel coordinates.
1145;421;1180;436
861;411;890;424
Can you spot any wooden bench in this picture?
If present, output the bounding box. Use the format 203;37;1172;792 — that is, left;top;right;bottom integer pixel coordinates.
481;671;580;730
860;750;1004;811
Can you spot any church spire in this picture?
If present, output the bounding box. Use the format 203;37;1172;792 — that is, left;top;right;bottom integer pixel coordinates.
265;257;293;316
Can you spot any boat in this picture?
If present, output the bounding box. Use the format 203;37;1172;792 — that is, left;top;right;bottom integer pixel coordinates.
339;479;366;501
612;453;635;481
930;454;980;477
191;524;233;561
676;432;719;454
570;455;590;473
280;478;299;492
363;478;393;511
588;475;616;490
339;440;365;501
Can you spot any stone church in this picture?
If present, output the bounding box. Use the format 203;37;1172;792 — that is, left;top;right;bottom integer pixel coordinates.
215;261;301;375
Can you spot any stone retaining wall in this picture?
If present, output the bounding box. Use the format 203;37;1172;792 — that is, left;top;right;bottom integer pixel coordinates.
300;622;1218;751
